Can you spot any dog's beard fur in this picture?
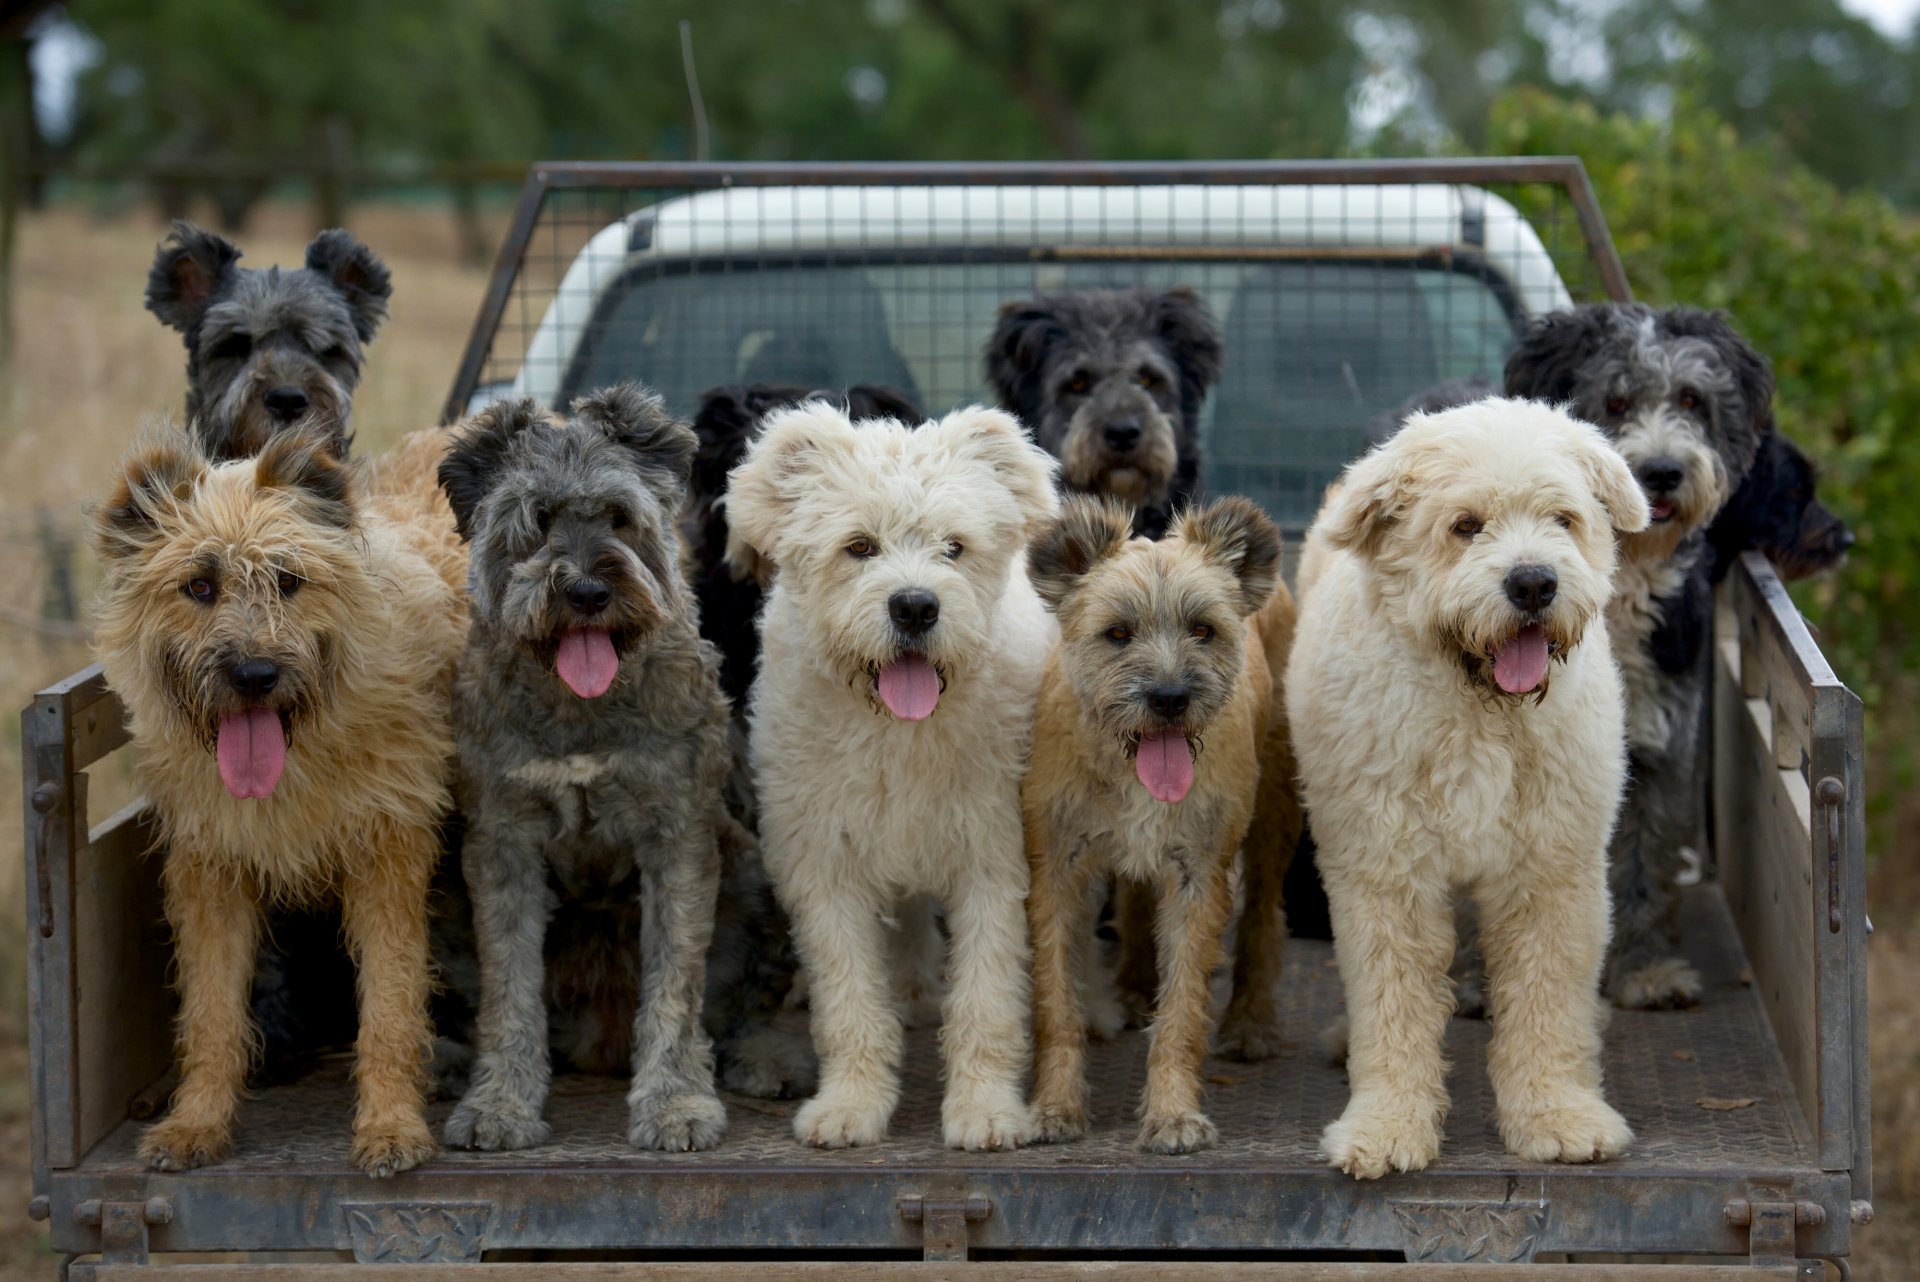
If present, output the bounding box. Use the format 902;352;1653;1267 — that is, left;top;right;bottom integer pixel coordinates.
1055;400;1180;508
492;539;670;671
1611;409;1730;564
205;360;355;461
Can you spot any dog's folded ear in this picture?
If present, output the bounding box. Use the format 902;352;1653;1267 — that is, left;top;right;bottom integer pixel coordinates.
574;383;697;502
1503;305;1615;403
1178;496;1282;616
305;230;393;344
724;401;861;570
1317;439;1412;557
1028;495;1134;610
440;397;544;541
254;427;355;529
1152;287;1226;393
983;298;1066;421
146;222;242;333
1571;423;1654;535
92;427;210;560
928;406;1060;534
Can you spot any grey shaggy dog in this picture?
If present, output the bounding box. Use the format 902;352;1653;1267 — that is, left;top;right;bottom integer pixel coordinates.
1505;303;1772;1010
985;286;1224;538
146;220;391;460
435;385;738;1153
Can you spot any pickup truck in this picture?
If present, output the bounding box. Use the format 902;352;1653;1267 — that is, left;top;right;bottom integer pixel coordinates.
24;158;1869;1279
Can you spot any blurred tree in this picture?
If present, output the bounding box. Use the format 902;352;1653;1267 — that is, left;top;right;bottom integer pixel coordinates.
1;0;60;369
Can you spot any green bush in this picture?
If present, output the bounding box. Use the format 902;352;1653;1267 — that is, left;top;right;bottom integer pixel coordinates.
1487;88;1920;847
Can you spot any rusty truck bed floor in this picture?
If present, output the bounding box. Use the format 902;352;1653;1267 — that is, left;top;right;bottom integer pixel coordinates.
79;885;1807;1178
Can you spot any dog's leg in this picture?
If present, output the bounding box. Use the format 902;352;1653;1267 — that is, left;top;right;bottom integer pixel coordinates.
1604;754;1703;1010
140;858;262;1171
340;823;437;1177
940;869;1036;1151
444;819;556;1151
791;889;902;1149
1218;734;1301;1060
628;825;728;1152
1112;878;1158;1028
1137;853;1233;1154
1480;852;1634;1164
1027;828;1098;1144
1320;862;1453;1178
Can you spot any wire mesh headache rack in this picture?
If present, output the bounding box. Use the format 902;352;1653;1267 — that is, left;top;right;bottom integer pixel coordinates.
445;159;1630;531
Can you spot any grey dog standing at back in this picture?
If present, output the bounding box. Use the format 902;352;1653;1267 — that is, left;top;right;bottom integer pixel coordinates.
435;385;732;1152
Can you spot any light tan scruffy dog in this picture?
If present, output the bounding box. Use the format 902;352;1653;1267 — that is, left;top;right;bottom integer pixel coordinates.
726;401;1058;1151
1023;494;1287;1154
1289;397;1648;1179
91;424;465;1176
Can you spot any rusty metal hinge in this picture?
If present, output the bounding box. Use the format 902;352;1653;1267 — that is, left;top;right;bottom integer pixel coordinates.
1726;1198;1823;1269
74;1197;171;1266
898;1195;990;1261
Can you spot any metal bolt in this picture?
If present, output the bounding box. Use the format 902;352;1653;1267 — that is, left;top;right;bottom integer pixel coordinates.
30;782;59;814
73;1199;100;1226
1852;1199;1876;1225
27;1197;48;1222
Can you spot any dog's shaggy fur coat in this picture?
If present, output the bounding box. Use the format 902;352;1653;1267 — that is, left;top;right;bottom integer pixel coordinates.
1022;495;1289;1153
727;402;1059;1151
91;424;465;1176
1288;399;1646;1178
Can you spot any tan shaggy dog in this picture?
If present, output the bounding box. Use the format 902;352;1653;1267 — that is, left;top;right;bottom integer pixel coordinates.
1289;398;1647;1179
90;424;465;1176
1023;494;1287;1153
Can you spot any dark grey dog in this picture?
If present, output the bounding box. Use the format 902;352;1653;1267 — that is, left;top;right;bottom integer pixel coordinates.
1506;303;1772;1010
146;220;391;460
985;286;1224;538
435;385;733;1152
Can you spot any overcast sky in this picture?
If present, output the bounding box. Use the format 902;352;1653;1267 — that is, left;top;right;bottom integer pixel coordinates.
1840;0;1920;36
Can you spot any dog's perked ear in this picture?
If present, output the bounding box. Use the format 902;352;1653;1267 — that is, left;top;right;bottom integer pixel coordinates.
724;401;861;570
573;382;697;502
1151;287;1226;394
983;299;1068;421
845;384;923;424
1661;307;1776;434
440;397;545;542
254;427;356;529
304;229;393;344
1177;496;1283;616
1028;495;1134;610
145;222;242;334
92;427;209;560
1503;305;1615;403
1317;439;1414;556
927;405;1060;534
1570;424;1653;535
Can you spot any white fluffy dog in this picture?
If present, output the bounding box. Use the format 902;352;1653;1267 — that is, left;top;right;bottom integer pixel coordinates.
1288;398;1649;1179
726;402;1058;1150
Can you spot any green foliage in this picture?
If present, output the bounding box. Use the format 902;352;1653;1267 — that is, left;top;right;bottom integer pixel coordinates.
1489;87;1920;829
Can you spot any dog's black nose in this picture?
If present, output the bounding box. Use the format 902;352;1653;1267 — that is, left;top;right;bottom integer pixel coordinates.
229;659;280;699
1504;564;1558;612
566;578;612;614
888;588;940;636
263;386;311;422
1104;420;1142;452
1146;684;1190;719
1636;457;1684;495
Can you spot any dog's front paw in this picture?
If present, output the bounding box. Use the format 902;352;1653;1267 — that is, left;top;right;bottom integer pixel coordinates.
1214;1009;1285;1062
943;1099;1033;1152
1611;957;1703;1010
140;1116;231;1171
719;1027;818;1100
1502;1091;1633;1165
629;1092;728;1152
793;1091;890;1149
1137;1109;1219;1155
353;1118;436;1177
1031;1100;1089;1144
443;1097;550;1151
1321;1097;1443;1179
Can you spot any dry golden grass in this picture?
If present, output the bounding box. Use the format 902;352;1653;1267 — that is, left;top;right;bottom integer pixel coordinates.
0;198;1912;1278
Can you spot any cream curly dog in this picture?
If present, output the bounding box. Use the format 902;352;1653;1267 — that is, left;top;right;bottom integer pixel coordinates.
726;402;1058;1151
1288;397;1647;1178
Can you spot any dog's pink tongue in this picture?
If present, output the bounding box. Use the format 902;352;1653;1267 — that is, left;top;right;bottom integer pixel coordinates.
556;627;619;698
1494;623;1551;694
1135;730;1195;804
216;707;286;800
876;653;939;721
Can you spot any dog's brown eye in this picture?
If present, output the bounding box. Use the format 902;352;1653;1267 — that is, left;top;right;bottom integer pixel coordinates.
1678;388;1699;411
534;508;552;536
184;577;217;604
1106;625;1132;645
1137;368;1158;388
847;537;876;558
1553;511;1575;530
610;508;630;531
1190;623;1213;641
945;539;963;560
1067;373;1090;395
277;571;302;597
1452;515;1484;539
210;335;251;362
1605;395;1628;416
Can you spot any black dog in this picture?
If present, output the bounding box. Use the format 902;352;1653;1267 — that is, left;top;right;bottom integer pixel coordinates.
146;220;391;460
1708;427;1853;582
985;287;1224;537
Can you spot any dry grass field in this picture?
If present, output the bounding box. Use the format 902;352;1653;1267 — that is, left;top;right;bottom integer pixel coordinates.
0;199;1911;1278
